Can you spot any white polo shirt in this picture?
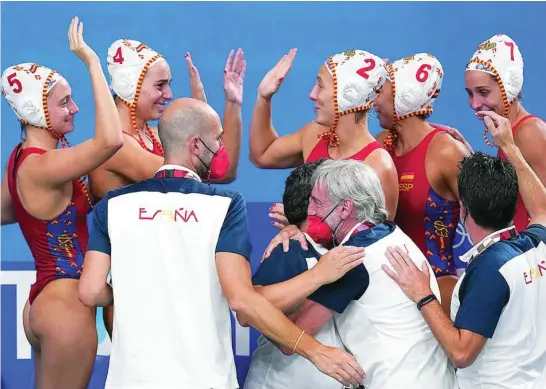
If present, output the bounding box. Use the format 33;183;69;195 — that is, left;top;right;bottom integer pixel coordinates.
248;222;457;389
333;223;457;389
87;165;252;389
451;224;546;389
244;234;342;389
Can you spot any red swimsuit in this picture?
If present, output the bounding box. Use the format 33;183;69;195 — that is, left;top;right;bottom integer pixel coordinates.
306;138;382;163
7;145;92;304
388;129;459;277
124;128;164;157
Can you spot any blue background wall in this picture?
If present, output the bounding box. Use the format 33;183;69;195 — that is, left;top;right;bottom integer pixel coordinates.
2;2;545;388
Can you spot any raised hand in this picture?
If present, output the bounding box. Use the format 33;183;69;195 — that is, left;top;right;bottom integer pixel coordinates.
185;52;207;103
68;17;99;67
258;48;297;101
477;110;515;150
224;48;246;105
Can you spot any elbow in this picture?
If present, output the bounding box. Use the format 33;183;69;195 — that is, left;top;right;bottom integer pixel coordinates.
450;349;475;369
108;137;124;153
248;144;269;169
1;212;17;226
235;311;250;327
280;346;295;356
249;153;271;169
219;169;237;184
78;292;96;308
229;296;254;326
98;136;124;156
248;152;262;168
78;284;99;307
229;296;250;315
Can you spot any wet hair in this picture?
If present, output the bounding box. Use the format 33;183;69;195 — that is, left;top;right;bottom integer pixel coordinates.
355;110;369;124
458;152;518;230
283;159;327;227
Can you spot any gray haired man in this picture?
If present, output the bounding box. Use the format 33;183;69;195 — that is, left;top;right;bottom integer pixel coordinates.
256;159;457;389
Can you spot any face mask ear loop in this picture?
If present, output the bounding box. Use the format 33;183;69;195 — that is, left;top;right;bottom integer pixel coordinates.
323;202;342;245
197;138;215;185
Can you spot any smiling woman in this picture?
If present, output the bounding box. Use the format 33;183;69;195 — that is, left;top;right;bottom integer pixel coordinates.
90;42;248;339
464;33;546;233
0;16;123;389
88;42;246;202
374;53;470;314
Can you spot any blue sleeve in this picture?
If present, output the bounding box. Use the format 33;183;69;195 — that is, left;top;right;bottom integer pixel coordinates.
87;196;111;255
522;224;546;244
307;264;369;314
454;265;510;338
252;242;308;286
215;192;252;260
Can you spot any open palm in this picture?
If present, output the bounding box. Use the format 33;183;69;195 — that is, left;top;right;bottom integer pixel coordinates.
224;48;246;105
185;52;207;103
68;16;99;67
258;48;297;100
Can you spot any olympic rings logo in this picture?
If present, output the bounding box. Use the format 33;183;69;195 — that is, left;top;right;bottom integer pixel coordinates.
453;221;471;249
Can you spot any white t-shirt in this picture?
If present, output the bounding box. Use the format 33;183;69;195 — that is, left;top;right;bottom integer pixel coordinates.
452;224;546;389
331;223;457;389
245;234;342;389
87;165;252;389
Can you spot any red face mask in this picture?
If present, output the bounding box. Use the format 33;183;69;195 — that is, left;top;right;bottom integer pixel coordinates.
208;145;230;179
306;202;342;248
198;139;230;180
307;215;335;248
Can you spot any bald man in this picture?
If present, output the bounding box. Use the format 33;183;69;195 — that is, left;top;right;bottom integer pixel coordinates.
79;98;365;389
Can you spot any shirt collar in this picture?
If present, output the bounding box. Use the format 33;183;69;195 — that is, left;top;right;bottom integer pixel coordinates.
154;164;202;182
303;232;329;255
339;221;375;245
460;225;517;264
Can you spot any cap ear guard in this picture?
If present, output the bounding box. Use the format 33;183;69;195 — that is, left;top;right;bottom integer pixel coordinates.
326;50;388;115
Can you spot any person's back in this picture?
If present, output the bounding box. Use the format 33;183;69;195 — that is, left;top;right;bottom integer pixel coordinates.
336;222;457;389
81;98;366;389
377;120;546;389
245;234;343;389
246;159;361;389
104;173;245;388
452;224;546;388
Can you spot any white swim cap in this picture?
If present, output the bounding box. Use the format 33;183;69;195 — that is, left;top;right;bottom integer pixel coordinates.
466;34;523;117
1;63;63;129
321;49;387;146
388;53;444;122
327;49;387;115
107;39;165;106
